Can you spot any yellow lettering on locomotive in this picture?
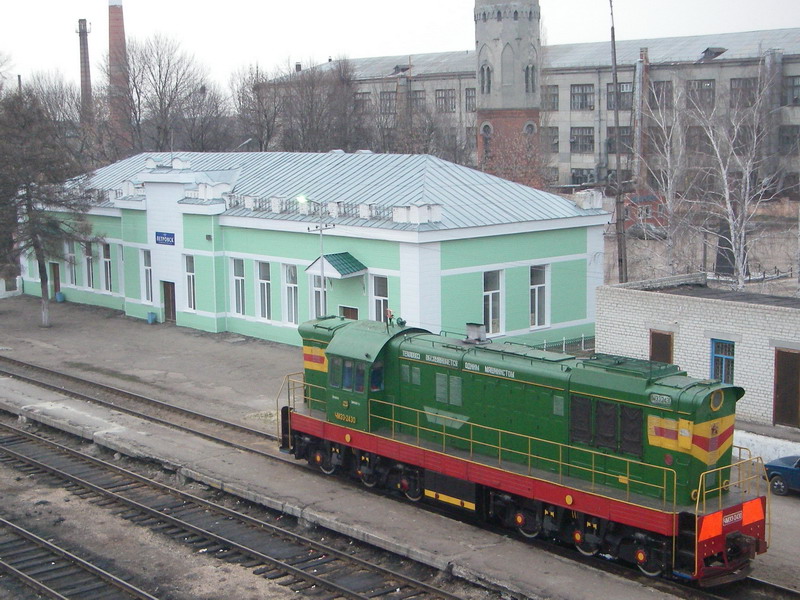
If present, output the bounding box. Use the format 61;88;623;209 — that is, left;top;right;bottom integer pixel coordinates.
334;412;357;424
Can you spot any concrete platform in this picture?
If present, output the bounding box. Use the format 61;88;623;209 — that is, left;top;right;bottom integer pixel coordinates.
1;296;798;596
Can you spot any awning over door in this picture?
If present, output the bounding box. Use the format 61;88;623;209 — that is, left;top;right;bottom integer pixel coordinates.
305;252;367;279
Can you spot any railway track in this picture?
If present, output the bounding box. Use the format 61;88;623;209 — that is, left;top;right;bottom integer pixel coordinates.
0;355;278;452
2;357;796;599
0;420;466;600
0;516;158;600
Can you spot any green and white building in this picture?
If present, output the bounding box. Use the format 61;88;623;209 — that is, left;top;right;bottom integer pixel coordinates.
20;151;607;346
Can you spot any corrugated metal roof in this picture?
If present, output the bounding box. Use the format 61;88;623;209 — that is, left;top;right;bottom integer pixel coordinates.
318;28;799;80
85;151;602;232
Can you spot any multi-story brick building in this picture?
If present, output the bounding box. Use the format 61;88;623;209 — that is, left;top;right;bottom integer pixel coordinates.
320;1;799;191
596;273;800;429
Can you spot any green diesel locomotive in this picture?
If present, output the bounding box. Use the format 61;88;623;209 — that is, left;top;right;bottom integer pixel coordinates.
283;317;768;584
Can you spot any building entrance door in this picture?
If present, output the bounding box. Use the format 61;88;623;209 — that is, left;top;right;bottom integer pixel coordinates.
50;263;61;296
162;281;176;323
774;349;800;428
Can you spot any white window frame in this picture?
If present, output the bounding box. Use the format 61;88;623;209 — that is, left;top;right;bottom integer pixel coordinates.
529;264;549;329
65;241;77;285
372;275;389;323
483;270;503;335
142;250;153;303
84;242;94;289
284;264;299;325
102;243;113;292
311;275;327;319
185;255;196;311
257;261;271;320
232;258;245;315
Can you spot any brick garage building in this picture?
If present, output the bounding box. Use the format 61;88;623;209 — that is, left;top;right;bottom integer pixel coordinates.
596;273;800;429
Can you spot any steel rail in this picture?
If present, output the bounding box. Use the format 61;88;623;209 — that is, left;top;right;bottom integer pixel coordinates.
0;421;463;600
0;517;159;600
0;355;278;450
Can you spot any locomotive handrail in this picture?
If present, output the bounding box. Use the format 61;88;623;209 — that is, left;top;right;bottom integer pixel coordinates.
367;397;678;509
694;455;768;515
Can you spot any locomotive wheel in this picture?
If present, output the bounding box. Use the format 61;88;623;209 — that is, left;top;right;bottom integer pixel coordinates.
575;541;600;556
313;449;337;475
360;470;378;488
400;471;423;501
634;548;663;577
573;530;599;556
637;561;663;577
514;510;542;539
518;522;542;539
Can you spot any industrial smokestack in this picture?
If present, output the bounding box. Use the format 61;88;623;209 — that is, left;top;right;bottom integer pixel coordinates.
77;19;93;125
108;0;132;152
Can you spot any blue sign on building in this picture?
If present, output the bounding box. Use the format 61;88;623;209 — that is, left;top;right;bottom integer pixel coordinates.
155;231;175;246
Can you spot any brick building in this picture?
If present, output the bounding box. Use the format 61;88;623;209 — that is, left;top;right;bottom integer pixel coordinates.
595;273;800;429
318;1;799;192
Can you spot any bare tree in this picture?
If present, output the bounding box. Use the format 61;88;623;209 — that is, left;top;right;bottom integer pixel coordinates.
0;52;10;93
122;34;206;152
180;81;234;151
634;76;700;275
230;64;283;151
480;126;552;188
683;63;783;290
0;88;94;325
281;62;334;152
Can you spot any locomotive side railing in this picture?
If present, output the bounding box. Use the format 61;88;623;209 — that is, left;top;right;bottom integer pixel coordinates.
367;397;678;508
282;374;678;508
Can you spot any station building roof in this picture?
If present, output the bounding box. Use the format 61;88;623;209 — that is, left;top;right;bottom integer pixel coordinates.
85;151;605;233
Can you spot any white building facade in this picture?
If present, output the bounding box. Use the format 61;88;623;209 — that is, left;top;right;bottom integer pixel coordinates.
596;273;800;429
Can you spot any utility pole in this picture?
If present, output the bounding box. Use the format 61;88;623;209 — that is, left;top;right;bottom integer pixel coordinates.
610;0;628;283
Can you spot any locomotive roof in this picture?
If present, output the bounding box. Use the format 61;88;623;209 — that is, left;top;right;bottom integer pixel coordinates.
321;319;426;363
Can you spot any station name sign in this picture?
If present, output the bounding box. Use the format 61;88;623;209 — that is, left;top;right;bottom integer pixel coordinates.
155;231;175;246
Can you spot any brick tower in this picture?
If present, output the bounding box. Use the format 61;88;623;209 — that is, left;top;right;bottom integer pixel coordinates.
108;0;132;154
474;1;542;166
77;19;93;125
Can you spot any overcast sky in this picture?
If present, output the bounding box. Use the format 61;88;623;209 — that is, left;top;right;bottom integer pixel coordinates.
2;0;798;88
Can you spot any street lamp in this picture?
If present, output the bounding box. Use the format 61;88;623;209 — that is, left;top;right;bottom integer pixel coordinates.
296;195;334;317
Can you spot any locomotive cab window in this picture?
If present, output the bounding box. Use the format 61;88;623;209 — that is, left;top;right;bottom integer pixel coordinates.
329;356;342;388
354;363;366;393
342;360;354;391
370;362;384;391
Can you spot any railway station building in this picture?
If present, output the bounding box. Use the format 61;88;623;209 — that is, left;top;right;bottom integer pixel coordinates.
19;151;607;347
595;273;800;429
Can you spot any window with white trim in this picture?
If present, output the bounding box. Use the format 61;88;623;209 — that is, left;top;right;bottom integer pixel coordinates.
185;255;196;310
530;265;548;328
257;261;271;320
232;258;245;315
483;270;502;334
102;243;112;292
312;275;326;318
142;250;152;302
65;241;77;285
373;275;389;323
84;243;94;288
285;264;299;324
